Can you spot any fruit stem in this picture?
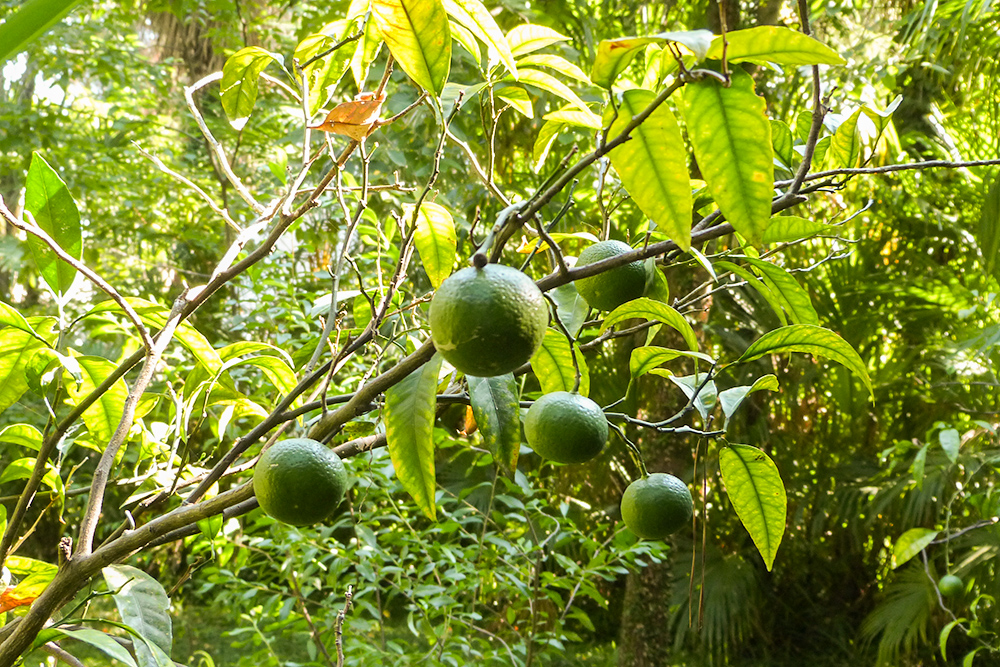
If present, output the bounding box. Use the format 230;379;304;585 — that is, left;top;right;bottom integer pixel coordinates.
609;422;648;478
543;294;581;393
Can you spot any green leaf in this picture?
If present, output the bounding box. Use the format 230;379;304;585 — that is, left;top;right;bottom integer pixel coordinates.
940;618;966;662
533;120;563;171
682;69;773;246
629;346;715;381
295;29;354;116
891;528;938;569
64;355;129;448
0;423;43;451
450;21;481;65
506;24;568;57
494;84;533;118
531;328;590;397
516;68;592;114
0;0;81;63
372;0;451;96
716;261;788;326
737;324;873;397
963;647;984;667
601;298;698;351
861;94;903;134
606;89;693;250
517;53;588;83
0;329;43;415
103;564;173;667
220;46;281;130
543;105;601;129
978;171;1000;282
223;355;298;398
718;374;779;428
385;354;443;520
719;444;787;570
763;215;836;244
407;202;457;289
707;26;846;66
0;300;49;344
351;12;385;88
443;0;516;77
6;555;58;598
590;30;712;89
468;374;521;474
829;107;865;168
668;373;717;421
24;152;82;297
771;119;794;169
938;428;960;463
57;628;138;667
740;257;818;325
550;283;590;337
0;457;62;494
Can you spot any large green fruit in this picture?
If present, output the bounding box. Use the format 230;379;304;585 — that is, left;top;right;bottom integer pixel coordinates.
429;262;549;377
938;574;963;598
620;473;693;539
574;240;646;311
524;391;609;464
253;438;348;526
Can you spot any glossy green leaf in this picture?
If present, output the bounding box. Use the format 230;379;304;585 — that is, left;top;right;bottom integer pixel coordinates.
0;0;80;62
385;354;442;520
372;0;451;96
0;457;62;494
861;94;903;134
938;428;961;463
829;107;865;168
443;0;516;77
407;202;457;289
24;152;82;297
0;329;43;415
494;84;533;118
506;24;568;57
606;89;693;250
737;324;873;397
468;373;521;474
591;30;712;89
763;215;836;244
0;423;43;451
65;355;129;448
295;28;354;116
720;444;787;570
629;346;715;381
718;374;779;428
517;53;588;83
707;26;846;65
716;261;788;327
223;355;298;398
669;373;717;421
940;618;967;663
682;69;773;246
6;555;58;598
771;119;794;169
450;21;481;65
891;527;938;568
601;297;698;351
533;120;563;171
103;564;173;667
57;628;138;667
0;301;48;344
543;105;601;128
516;68;591;114
221;46;281;130
550;282;590;337
351;12;385;88
978;171;1000;282
740;257;819;325
531;328;590;397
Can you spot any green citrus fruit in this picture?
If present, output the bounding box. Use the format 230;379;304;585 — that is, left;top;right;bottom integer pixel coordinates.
938;574;964;597
253;438;348;526
574;240;646;311
524;391;609;464
429;262;549;377
620;473;693;539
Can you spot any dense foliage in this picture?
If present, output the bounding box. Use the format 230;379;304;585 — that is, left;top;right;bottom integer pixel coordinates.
0;0;998;665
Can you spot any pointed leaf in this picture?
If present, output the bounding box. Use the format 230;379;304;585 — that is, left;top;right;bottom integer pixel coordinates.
940;618;966;663
591;37;658;89
737;324;873;397
65;355;129;448
891;527;938;569
606;89;693;250
5;556;57;600
530;328;589;396
0;424;42;451
763;215;836;244
716;261;788;326
0;0;81;62
103;565;173;667
443;0;516;77
543;105;601;129
601;297;698;351
506;24;568;57
0;329;43;415
550;283;590;337
707;26;845;66
385;354;442;520
771;119;794;169
629;346;715;381
861;94;902;134
829;107;865;168
351;13;385;88
221;46;281;130
225;355;298;398
938;428;960;463
718;374;779;428
372;0;451;96
58;628;138;667
682;69;773;246
494;84;533;118
517;53;588;83
0;458;62;494
24;152;82;297
668;373;717;420
468;374;520;473
978;171;1000;282
407;202;457;288
533;120;563;171
0;301;49;345
516;68;591;114
719;444;787;570
740;257;818;325
295;28;354;116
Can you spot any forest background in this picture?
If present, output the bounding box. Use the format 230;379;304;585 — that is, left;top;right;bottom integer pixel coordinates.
0;0;999;665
